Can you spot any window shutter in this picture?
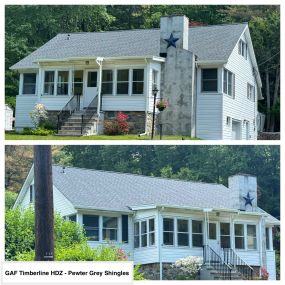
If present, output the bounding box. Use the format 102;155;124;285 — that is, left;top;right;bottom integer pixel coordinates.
122;215;129;243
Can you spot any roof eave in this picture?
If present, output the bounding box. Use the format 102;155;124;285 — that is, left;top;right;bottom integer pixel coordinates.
196;60;227;66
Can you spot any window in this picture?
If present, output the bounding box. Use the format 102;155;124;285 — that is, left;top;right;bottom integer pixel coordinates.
201;69;218;92
177;219;189;246
132;69;144;94
83;215;99;241
220;223;231;248
234;224;245;249
29;185;34;203
69;215;76;222
102;70;113;94
134;222;140;248
247;225;257;250
57;71;69;95
149;218;155;246
247;83;255;101
44;71;55;95
23;73;36;94
87;71;97;88
266;228;270;250
238;40;247;59
223;69;235;97
73;70;84;95
117;70;129;94
103;217;118;241
209;223;217;240
141;221;147;247
192;220;203;247
163;218;174;245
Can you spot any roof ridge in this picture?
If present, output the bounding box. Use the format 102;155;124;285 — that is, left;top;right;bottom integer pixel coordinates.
53;164;226;187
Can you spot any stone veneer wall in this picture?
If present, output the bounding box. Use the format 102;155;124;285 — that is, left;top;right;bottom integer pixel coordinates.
258;132;280;140
46;111;59;129
104;111;146;134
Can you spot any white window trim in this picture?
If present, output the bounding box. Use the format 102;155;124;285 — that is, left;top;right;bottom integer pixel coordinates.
220;222;231;248
223;68;235;98
116;69;130;96
177;218;190;247
234;223;258;251
134;217;156;249
192;219;204;248
247;83;255;101
162;217;175;247
20;72;38;96
201;68;219;93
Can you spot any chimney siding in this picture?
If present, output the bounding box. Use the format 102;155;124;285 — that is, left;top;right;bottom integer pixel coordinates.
228;175;257;211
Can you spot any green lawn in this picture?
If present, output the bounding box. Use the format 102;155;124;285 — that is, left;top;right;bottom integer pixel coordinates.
5;132;197;140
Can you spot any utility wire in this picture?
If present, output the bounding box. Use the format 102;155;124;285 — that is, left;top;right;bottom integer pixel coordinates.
258;51;280;66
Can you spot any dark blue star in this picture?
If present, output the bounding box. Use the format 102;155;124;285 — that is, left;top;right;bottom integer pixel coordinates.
164;33;179;48
243;192;254;207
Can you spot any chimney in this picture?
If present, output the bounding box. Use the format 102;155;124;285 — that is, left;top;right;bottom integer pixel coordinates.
160;15;189;56
228;174;257;211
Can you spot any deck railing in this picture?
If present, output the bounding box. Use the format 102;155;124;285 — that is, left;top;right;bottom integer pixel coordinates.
57;95;81;132
203;245;232;280
222;248;254;280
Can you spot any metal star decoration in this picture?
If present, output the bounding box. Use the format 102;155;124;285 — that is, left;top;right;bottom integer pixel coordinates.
164;33;179;48
243;192;254;207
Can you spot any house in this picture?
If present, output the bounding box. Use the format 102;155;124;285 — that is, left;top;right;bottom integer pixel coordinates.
5;104;14;131
10;15;262;139
14;165;279;280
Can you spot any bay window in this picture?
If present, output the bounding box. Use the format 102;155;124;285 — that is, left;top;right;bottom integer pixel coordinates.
132;69;144;94
23;73;36;94
163;218;174;245
177;219;189;246
44;71;55;95
103;216;118;241
134;218;155;248
192;220;203;247
247;225;257;250
141;221;147;247
234;224;245;249
102;70;113;94
57;71;69;95
201;68;218;92
83;215;99;241
117;69;129;94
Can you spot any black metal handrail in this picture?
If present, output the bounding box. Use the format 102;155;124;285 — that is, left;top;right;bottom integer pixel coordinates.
80;95;98;134
203;245;232;280
222;248;254;280
57;95;81;132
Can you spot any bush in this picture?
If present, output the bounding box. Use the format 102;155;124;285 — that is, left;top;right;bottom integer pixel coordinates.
5;191;18;210
5;208;86;260
29;103;48;128
21;127;55;136
134;264;145;280
104;121;119;135
171;256;202;280
104;112;129;135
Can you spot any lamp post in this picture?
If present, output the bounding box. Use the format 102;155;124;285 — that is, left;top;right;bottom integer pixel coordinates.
151;86;159;140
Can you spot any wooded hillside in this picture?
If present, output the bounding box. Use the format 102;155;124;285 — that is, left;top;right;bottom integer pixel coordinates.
5;5;280;131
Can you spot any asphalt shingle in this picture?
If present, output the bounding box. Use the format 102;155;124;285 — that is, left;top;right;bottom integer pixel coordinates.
11;23;247;69
52;165;232;212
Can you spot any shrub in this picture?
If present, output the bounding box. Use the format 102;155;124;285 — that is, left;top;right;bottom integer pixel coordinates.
5;208;86;260
134;264;145;280
104;121;119;135
171;256;202;280
21;127;55;136
29;103;48;128
104;112;129;135
5;191;18;210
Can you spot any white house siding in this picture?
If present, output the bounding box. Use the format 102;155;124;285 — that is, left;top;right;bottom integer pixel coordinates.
235;251;260;266
161;248;202;263
15;95;37;130
39;96;72;111
266;250;276;280
20;186;33;210
134;209;159;265
222;32;258;140
53;186;76;217
196;68;223;140
102;96;145;111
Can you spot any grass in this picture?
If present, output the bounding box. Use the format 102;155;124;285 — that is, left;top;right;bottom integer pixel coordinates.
5;132;197;140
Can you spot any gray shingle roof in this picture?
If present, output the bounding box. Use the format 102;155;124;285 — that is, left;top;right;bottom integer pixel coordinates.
11;23;247;69
52;165;233;212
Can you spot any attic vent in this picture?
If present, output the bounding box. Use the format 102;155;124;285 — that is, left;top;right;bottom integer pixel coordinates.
61;166;66;174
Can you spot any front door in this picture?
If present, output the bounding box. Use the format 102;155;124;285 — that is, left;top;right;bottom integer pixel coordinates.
232;120;241;140
208;222;221;256
84;70;98;108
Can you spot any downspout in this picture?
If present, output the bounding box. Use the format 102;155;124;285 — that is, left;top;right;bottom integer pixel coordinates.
158;207;164;280
141;57;149;136
96;57;104;116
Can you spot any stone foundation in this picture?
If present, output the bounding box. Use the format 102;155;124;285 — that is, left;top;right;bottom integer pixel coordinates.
104;111;146;134
45;111;59;129
258;132;280;140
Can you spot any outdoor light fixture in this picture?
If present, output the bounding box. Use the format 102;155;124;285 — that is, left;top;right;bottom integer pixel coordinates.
151;86;159;140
